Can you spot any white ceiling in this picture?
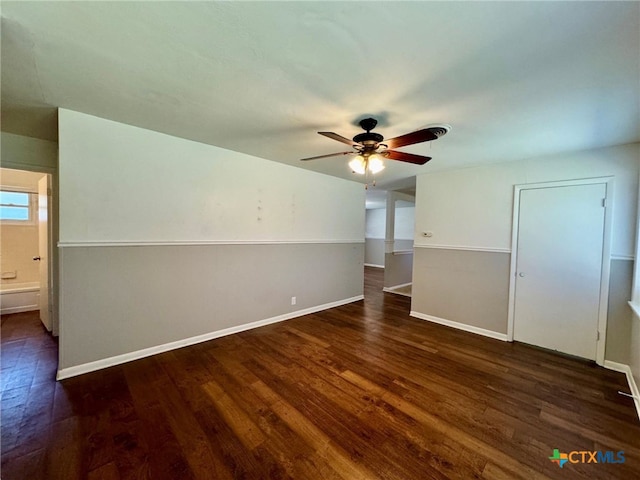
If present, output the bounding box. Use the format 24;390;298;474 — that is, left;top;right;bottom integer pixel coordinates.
2;2;639;189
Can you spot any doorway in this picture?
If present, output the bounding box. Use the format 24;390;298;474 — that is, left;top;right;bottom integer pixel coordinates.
364;189;416;297
0;168;54;333
383;196;415;297
507;178;613;364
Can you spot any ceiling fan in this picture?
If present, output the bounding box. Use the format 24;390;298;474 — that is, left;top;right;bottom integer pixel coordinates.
301;118;450;177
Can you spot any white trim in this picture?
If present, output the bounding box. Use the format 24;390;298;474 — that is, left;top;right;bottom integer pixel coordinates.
0;185;39;194
58;239;364;248
366;237;414;242
410;311;508;342
384;282;412;291
0;284;40;294
384;283;412;297
413;244;511;254
0;160;57;175
384;290;411;298
507;177;614;366
364;263;384;269
0;284;40;314
56;295;364;380
603;361;640;421
611;254;635;261
629;301;640;319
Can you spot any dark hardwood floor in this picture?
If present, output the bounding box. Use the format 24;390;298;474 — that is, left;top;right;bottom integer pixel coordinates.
2;267;639;479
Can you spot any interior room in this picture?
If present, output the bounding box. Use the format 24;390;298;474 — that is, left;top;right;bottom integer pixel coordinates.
1;2;639;479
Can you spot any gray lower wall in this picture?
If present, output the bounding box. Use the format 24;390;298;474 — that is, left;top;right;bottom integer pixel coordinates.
59;242;363;370
365;238;413;267
411;248;511;334
631;309;640;393
606;259;634;364
365;238;385;266
412;249;635;364
384;252;414;288
395;239;414;252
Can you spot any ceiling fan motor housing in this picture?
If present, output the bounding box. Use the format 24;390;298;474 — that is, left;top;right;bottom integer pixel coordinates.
353;117;384;145
353;132;384;145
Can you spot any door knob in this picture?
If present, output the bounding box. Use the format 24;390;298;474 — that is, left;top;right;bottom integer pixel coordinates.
33;256;41;261
518;272;526;277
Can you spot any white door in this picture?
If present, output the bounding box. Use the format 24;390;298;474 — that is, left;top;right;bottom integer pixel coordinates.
513;183;606;360
37;175;51;331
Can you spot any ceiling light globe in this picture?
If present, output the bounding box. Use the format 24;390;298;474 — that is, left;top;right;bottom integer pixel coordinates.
349;156;366;174
368;156;385;174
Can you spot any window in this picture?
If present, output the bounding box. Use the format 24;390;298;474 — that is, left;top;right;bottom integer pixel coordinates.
0;191;32;222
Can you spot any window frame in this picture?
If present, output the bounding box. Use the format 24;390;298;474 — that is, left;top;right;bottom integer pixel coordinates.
0;188;37;225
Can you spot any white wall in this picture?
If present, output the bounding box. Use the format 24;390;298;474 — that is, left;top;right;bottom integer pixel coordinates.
394;206;415;241
1;132;57;173
366;206;415;241
59;110;363;244
415;143;639;256
57;109;366;376
365;208;386;239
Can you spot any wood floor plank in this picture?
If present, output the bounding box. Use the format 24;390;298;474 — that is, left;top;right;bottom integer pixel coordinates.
340;369;553;480
203;378;267;451
87;461;121;480
123;360;198;480
44;416;81;480
209;351;347;480
2;268;639;479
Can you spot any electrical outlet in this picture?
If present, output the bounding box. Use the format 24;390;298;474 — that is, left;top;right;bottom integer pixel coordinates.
291;296;296;305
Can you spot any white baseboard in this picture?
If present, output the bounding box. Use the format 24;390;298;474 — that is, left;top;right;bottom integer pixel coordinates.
410;311;508;342
1;305;39;315
383;290;412;298
1;286;40;315
364;263;384;268
603;360;640;421
384;282;412;290
56;295;364;380
383;283;412;297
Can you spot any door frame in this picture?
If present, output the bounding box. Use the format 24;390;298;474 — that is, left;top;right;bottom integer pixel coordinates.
1;164;58;337
37;174;52;331
506;177;614;365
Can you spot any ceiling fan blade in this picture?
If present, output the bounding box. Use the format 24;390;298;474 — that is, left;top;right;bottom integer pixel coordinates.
318;131;358;146
300;151;355;161
383;150;432;165
384;128;438;149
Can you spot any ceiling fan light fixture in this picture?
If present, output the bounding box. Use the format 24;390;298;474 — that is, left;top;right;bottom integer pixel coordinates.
368;155;385;174
349;155;385;175
303;117;445;170
349;156;366;174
